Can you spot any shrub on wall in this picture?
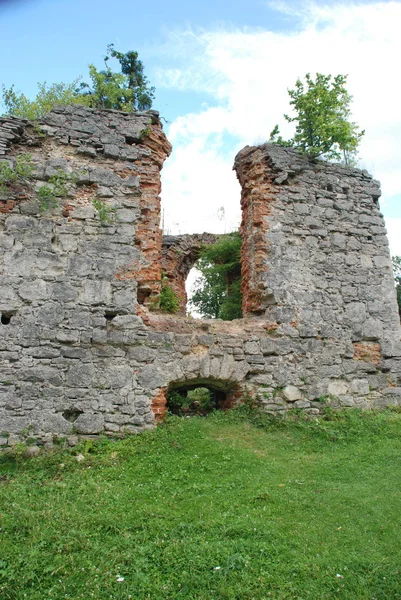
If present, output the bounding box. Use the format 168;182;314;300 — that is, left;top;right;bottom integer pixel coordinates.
159;278;180;313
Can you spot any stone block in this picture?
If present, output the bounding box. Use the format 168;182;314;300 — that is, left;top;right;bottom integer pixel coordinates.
137;365;167;390
283;385;302;402
328;380;349;396
66;363;96;388
74;413;104;434
79;281;112;306
350;379;369;395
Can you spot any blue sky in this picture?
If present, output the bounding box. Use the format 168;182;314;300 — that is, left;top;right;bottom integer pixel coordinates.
1;0;301;121
1;0;400;253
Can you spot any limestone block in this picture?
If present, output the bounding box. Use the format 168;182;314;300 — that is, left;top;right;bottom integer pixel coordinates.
232;361;250;382
66;363;96;388
74;413;104;434
199;355;211;379
219;353;236;380
244;341;260;355
328;380;349;396
362;319;383;340
344;302;366;323
0;413;31;433
98;366;133;389
36;302;64;327
122;176;140;189
0;391;21;409
182;355;202;379
350;379;370;395
103;144;120;158
128;346;156;363
72;206;96;220
294;400;311;408
79;281;112;306
110;315;144;330
209;357;221;380
5;215;36;233
88;168;121;187
283;385;302;402
0;285;23;311
137;365;167;390
382;387;401;399
20;365;63;386
18;279;49;302
0;233;14;249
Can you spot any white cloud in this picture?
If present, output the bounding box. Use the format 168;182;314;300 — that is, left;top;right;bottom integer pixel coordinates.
158;1;401;251
162;132;242;235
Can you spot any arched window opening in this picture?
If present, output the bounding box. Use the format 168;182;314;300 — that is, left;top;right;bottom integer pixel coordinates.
187;232;243;321
166;379;237;417
160;233;221;316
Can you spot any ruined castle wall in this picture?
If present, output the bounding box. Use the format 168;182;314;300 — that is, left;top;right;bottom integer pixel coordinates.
0;114;400;447
234;143;401;402
0;106;171;442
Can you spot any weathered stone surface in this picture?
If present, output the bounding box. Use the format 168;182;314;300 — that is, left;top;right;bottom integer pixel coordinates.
283;385;302;402
74;413;105;434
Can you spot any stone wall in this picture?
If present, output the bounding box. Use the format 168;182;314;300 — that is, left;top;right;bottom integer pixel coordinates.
0;106;172;444
0;108;400;447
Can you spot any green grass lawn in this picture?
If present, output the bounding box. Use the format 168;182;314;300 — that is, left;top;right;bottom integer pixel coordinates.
1;407;400;599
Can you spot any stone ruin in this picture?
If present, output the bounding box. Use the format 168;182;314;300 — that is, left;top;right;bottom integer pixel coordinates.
0;104;400;446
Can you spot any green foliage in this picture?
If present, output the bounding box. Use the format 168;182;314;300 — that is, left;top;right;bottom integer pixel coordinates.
0;154;34;195
37;168;72;210
1;408;401;599
168;387;216;415
1;44;154;119
392;256;401;318
2;80;90;120
190;231;242;320
75;43;155;112
270;73;364;164
92;197;117;225
158;277;180;313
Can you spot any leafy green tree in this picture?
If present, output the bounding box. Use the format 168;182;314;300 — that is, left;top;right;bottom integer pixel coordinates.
270;73;364;164
1;80;90;120
2;44;154;119
189;232;242;320
392;256;401;318
77;44;155;111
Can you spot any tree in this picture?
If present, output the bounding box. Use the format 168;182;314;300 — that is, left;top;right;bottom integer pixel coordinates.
270;73;364;164
392;256;401;319
1;80;90;120
189;232;242;320
2;44;154;119
77;44;155;111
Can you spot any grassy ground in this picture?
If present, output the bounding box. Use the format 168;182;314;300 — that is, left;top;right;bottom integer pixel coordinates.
0;407;400;600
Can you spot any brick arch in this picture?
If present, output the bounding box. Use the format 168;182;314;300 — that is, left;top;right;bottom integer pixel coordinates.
150;352;250;421
161;233;221;313
151;379;244;422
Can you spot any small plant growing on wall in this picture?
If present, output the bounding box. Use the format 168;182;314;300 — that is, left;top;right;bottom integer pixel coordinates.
158;276;180;313
0;154;34;196
37;168;74;211
92;197;117;225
